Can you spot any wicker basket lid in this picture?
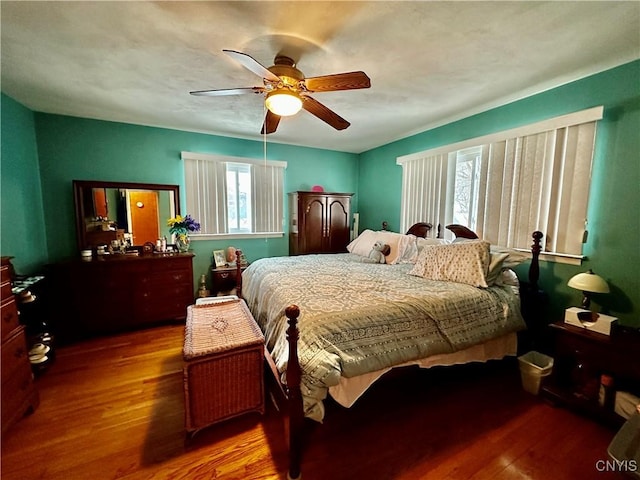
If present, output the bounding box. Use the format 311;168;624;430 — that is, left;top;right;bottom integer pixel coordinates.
183;299;264;360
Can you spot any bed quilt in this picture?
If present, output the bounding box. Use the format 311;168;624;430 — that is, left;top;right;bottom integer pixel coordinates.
242;253;525;421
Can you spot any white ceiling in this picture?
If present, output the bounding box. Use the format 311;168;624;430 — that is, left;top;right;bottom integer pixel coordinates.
2;1;639;154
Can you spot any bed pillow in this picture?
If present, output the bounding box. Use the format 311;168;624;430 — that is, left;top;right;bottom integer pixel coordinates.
347;229;377;257
408;240;491;287
495;268;520;288
416;237;450;249
490;245;530;268
347;230;416;264
398;237;451;264
452;239;530;269
485;252;510;286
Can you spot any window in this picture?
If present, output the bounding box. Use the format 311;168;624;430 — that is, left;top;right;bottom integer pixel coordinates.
452;146;482;228
226;163;252;233
397;107;603;261
181;152;287;238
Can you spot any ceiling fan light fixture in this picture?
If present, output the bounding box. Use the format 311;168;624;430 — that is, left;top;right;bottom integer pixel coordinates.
265;89;302;117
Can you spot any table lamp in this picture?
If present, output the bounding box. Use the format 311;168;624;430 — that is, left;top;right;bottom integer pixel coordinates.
567;269;609;310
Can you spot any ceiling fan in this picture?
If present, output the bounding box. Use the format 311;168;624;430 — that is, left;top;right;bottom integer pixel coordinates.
190;49;371;134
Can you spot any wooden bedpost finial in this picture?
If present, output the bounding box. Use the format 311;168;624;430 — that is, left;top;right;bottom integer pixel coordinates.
235;249;243;298
285;304;300;322
529;231;543;291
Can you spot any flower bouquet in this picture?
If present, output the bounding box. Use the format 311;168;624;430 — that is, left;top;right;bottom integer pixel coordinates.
167;214;200;252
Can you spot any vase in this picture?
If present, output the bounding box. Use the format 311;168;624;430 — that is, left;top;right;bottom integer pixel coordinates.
176;235;190;253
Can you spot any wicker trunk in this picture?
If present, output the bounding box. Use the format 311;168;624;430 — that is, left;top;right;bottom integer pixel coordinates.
183;299;264;436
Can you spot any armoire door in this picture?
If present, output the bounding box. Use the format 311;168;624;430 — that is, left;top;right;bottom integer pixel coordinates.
325;196;351;253
300;195;326;254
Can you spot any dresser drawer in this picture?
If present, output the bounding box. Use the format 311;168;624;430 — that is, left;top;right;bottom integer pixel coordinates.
1;327;28;381
1;279;12;301
149;257;191;272
1;298;20;342
139;268;191;287
0;265;11;284
1;357;36;429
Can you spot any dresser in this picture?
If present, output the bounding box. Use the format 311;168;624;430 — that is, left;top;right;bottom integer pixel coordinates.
289;191;353;255
47;253;195;343
1;257;39;437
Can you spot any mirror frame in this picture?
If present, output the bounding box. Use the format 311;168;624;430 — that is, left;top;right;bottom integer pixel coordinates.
73;180;181;250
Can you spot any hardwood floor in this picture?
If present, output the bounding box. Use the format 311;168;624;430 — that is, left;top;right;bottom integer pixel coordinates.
1;324;624;480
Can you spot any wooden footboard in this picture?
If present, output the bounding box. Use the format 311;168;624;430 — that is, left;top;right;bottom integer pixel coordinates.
235;232;544;480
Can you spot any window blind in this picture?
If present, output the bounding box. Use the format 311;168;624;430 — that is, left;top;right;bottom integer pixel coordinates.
181;152;286;237
397;107;602;257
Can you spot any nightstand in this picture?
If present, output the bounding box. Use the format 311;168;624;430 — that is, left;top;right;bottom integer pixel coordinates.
541;321;640;428
211;264;248;296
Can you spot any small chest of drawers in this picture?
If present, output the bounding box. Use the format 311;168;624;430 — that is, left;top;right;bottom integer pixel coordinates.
210;264;248;296
1;257;39;437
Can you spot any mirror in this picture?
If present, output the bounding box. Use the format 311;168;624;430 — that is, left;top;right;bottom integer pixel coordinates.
73;180;180;250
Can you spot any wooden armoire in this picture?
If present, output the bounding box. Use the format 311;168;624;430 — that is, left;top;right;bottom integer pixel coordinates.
289;191;353;255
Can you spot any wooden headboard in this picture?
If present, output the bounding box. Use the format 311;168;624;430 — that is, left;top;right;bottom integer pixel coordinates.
445;224;479;239
405;222;432;238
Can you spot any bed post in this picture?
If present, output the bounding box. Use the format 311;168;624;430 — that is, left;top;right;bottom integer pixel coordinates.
528;231;543;291
520;231;547;352
235;250;243;298
285;304;303;480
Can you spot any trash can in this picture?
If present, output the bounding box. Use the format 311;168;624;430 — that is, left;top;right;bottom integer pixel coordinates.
608;412;640;478
518;351;554;395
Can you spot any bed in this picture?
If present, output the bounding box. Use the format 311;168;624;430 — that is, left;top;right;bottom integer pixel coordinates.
234;224;544;480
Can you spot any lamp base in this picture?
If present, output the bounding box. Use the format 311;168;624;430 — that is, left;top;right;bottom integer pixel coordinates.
564;307;618;336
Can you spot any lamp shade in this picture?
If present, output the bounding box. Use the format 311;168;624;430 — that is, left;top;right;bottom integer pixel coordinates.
265;89;302;116
567;270;609;294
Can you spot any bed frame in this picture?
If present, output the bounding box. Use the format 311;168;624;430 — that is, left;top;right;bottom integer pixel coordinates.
233;226;544;480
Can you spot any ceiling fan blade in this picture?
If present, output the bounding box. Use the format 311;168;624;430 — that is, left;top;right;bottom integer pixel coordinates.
223;49;281;82
261;110;281;134
303;71;371;92
190;87;265;96
301;96;350;130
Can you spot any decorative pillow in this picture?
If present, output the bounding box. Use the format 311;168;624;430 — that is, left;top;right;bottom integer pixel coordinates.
408;240;491;287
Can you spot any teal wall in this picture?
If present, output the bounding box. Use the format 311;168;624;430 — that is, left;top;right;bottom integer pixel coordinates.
0;94;48;274
32;114;358;283
1;60;638;327
358;60;640;327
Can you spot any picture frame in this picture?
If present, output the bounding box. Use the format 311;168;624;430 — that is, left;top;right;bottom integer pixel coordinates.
213;250;227;268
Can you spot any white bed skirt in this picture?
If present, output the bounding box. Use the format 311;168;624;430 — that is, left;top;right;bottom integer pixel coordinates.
329;332;518;408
